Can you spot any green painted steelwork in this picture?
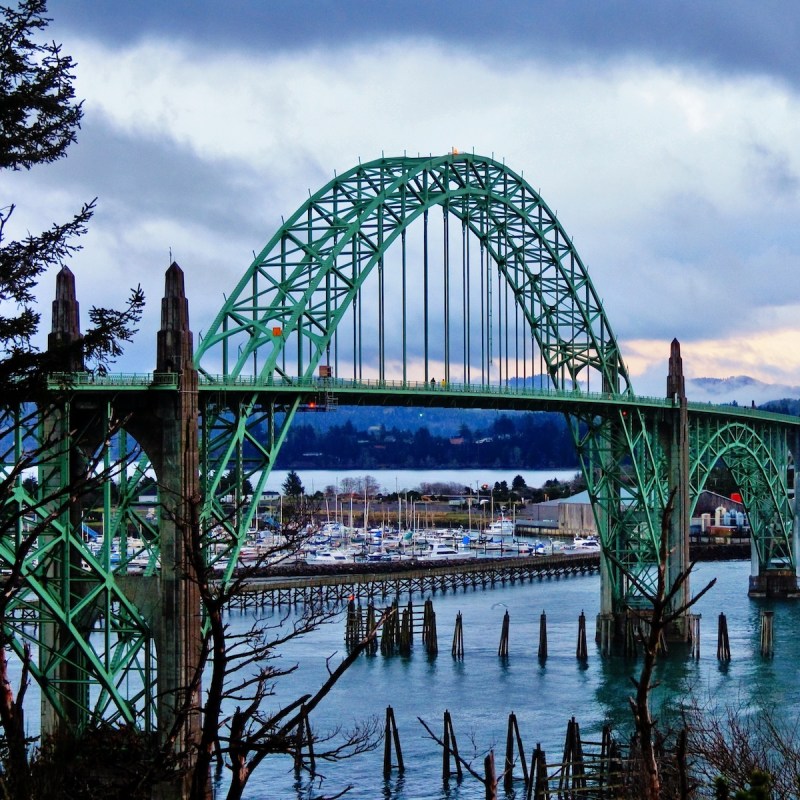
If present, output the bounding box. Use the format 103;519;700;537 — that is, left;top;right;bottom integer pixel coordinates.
197;154;628;392
193;153;643;588
690;418;794;569
0;403;155;731
1;153;798;733
193;153;799;617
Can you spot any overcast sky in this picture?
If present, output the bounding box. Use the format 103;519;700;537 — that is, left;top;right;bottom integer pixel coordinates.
19;1;800;398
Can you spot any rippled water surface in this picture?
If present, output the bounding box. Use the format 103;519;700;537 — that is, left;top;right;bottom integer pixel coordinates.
230;561;800;799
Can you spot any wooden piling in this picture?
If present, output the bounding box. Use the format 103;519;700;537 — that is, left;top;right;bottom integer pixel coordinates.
380;600;399;656
538;610;547;661
423;598;439;656
760;610;774;658
399;606;412;656
526;744;548;800
484;750;497;800
599;724;612;797
379;610;391;655
558;717;585;798
391;598;401;647
498;610;510;658
442;709;463;783
345;599;359;649
383;705;404;778
365;603;378;656
624;611;637;659
451;611;464;659
293;705;315;776
689;613;701;660
576;611;588;660
717;612;731;661
503;711;529;793
429;604;438;656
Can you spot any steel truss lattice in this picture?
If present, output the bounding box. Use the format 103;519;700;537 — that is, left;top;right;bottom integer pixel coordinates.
1;154;798;730
195;154;798;616
0;402;155;731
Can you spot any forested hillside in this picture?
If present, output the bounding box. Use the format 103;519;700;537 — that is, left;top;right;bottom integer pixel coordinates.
275;409;577;469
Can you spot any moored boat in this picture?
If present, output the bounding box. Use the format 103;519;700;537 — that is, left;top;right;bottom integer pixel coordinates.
306;548;360;565
487;514;515;536
419;541;468;560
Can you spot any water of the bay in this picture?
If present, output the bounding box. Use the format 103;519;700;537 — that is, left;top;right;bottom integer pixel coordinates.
263;468;580;495
225;560;800;799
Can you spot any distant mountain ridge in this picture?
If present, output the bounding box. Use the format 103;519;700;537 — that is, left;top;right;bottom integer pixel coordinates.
686;375;800;407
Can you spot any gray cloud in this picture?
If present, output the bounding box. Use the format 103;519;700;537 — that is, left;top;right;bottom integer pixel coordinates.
18;6;800;389
49;0;800;88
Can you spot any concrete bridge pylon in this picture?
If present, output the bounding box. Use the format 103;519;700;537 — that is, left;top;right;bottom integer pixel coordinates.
151;262;203;772
41;264;203;795
664;338;691;639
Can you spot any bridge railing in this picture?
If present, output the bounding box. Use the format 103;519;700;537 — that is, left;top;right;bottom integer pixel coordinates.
47;372;179;388
42;372;800;426
199;373;661;405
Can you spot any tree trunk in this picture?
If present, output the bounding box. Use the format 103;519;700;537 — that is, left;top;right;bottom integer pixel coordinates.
0;644;32;800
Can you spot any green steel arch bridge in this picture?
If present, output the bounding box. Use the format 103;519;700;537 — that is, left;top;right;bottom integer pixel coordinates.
3;153;799;743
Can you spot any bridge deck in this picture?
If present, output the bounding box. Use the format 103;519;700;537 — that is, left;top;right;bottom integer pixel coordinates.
45;372;800;426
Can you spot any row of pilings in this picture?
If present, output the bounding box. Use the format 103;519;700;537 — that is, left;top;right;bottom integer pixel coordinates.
378;706;632;800
346;601;780;660
345;598;442;656
289;704;631;799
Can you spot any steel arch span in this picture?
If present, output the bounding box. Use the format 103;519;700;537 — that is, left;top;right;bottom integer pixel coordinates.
1;154;799;737
192;153;796;610
196;153;629;393
194;153;643;583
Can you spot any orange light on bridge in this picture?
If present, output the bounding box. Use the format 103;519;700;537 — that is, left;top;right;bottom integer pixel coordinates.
272;326;282;337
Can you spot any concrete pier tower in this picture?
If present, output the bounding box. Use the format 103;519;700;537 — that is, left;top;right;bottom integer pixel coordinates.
151;262;203;773
41;266;89;733
664;338;691;638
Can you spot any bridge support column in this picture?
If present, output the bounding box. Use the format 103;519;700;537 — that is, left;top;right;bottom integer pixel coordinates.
40;266;91;734
151;263;203;796
664;339;691;640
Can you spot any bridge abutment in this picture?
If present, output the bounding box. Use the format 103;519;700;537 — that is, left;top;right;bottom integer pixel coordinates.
41;264;204;796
